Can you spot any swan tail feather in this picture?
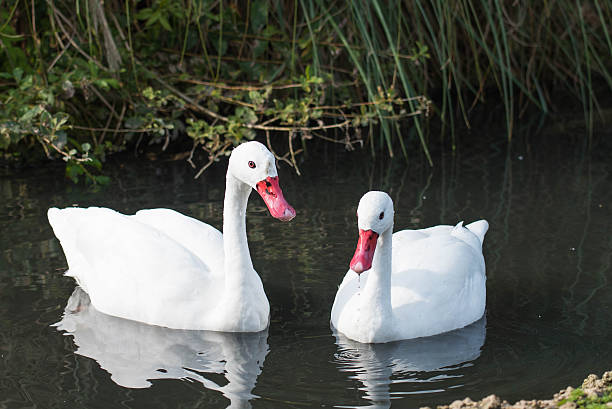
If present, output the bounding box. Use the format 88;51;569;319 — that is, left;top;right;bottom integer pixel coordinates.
465;220;489;245
452;221;464;231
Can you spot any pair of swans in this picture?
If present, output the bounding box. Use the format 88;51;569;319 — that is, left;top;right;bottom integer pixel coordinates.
48;141;488;343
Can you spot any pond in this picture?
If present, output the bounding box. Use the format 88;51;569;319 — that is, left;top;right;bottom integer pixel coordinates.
1;117;611;408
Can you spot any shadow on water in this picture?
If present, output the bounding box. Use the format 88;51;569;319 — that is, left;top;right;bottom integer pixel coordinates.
0;112;611;408
54;287;267;408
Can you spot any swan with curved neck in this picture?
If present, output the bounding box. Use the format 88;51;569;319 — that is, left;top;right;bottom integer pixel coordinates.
331;191;488;343
48;141;295;332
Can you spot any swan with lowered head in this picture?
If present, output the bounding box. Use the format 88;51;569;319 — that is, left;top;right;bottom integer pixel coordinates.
331;191;488;343
48;141;295;332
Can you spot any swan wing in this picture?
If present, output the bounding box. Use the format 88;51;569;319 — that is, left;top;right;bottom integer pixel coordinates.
392;221;487;272
132;208;224;274
390;228;487;338
48;207;222;329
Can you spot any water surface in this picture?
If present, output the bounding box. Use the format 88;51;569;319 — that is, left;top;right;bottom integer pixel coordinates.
1;119;611;408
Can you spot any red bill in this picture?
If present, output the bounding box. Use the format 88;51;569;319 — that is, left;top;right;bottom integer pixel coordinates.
255;176;296;221
349;229;379;274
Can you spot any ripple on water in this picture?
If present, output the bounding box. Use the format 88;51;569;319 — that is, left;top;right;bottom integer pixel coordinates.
332;318;486;406
1;126;611;409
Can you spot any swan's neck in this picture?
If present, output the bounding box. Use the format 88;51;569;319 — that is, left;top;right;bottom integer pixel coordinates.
213;175;269;332
223;175;255;289
361;227;393;320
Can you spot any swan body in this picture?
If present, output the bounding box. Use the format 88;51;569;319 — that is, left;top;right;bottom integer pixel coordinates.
48;141;295;332
331;191;488;343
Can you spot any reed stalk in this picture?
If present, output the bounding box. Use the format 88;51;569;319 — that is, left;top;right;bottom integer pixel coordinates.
0;0;610;182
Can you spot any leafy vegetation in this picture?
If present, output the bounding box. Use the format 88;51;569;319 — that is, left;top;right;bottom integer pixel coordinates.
558;387;612;409
1;0;610;182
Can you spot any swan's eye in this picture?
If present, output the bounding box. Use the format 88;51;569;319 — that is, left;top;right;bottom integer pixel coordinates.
248;161;256;169
379;212;384;220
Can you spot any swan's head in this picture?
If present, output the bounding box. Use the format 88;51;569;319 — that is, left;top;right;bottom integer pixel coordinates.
228;141;296;221
350;191;394;274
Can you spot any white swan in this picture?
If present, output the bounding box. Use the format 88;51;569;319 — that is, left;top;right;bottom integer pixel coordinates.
55;287;268;407
48;141;295;332
331;191;488;343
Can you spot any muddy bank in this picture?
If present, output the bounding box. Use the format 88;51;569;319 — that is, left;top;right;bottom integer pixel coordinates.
422;371;612;409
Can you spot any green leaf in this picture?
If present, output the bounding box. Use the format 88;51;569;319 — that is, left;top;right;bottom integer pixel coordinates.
66;163;84;183
12;67;23;83
54;113;70;129
135;8;153;20
94;79;109;90
19;105;44;122
90;157;102;170
248;90;264;106
104;78;120;89
158;15;172;31
19;74;33;90
88;60;99;78
145;11;161;27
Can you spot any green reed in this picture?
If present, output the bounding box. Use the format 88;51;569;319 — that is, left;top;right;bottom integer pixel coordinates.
0;0;610;182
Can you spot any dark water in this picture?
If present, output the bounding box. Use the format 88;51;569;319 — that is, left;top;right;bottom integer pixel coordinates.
1;119;611;408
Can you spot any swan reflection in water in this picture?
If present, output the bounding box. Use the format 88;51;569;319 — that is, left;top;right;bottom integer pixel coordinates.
54;287;269;408
333;317;486;408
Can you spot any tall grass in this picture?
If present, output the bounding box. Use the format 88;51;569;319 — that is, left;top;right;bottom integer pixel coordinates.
1;0;610;181
292;0;611;144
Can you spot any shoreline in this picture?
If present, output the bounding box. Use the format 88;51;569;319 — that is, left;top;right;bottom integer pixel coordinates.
422;371;612;409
